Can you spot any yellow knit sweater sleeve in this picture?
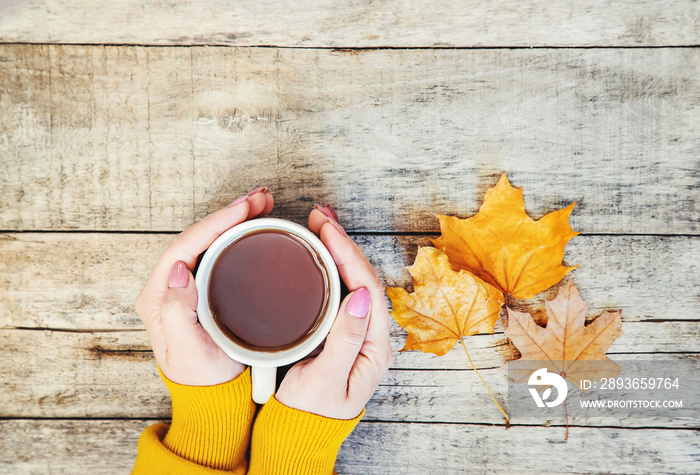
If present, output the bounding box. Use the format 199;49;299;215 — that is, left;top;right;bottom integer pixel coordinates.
132;368;256;475
248;397;364;475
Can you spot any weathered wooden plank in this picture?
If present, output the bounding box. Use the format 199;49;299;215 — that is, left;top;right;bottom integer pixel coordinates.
0;419;148;474
370;234;700;325
338;423;700;474
0;1;698;47
1;233;697;330
388;320;700;370
1;419;698;474
0;329;164;419
1;45;698;233
0;232;154;330
1;328;696;425
372;354;699;428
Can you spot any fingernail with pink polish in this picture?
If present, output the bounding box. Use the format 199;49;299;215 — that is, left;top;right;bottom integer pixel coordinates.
168;261;189;288
314;203;335;221
347;287;371;318
325;203;339;222
227;195;248;208
247;186;269;197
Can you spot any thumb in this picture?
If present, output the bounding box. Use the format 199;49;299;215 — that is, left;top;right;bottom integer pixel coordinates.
313;287;372;379
160;261;206;349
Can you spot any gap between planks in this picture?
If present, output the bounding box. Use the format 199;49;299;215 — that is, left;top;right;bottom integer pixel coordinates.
2;230;700;237
1;43;700;49
0;416;696;432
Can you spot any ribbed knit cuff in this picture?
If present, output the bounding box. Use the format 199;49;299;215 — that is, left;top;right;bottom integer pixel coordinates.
160;367;256;471
248;396;364;475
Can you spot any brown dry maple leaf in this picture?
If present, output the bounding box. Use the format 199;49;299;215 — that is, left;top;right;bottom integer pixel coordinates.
433;173;580;299
387;246;504;356
505;279;622;388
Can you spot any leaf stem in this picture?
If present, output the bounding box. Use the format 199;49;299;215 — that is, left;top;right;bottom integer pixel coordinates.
459;337;510;423
564;397;569;440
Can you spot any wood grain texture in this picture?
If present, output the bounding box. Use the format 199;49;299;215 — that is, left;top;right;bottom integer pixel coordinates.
2;328;697;424
370;358;699;429
1;45;698;233
2;233;697;330
338;423;700;474
1;420;698;474
0;0;698;47
0;419;148;474
1;4;698;471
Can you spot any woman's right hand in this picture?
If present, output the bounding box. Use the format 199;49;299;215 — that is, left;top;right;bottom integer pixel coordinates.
274;205;393;420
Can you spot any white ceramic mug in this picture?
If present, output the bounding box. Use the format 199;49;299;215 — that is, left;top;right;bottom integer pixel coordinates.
195;218;341;404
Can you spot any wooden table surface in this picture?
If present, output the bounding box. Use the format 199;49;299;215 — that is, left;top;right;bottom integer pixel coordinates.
1;1;698;473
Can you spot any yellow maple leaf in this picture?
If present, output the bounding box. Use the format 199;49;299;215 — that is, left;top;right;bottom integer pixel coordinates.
433;173;580;299
387;246;504;356
505;279;622;388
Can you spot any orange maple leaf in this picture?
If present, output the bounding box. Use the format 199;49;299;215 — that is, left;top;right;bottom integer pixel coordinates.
504;279;622;388
387;246;504;356
433;173;580;299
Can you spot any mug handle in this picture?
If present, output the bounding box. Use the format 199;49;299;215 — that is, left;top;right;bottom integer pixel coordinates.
252;366;277;404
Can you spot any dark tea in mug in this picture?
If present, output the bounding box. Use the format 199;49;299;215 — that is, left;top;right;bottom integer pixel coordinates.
208;229;330;351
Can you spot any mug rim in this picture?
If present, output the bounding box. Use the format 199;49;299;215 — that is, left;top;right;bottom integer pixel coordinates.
195;217;341;367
